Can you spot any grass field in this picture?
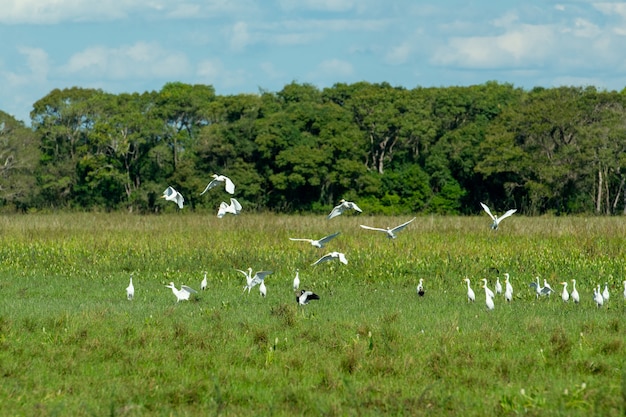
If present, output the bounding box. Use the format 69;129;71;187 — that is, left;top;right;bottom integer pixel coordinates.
0;213;624;416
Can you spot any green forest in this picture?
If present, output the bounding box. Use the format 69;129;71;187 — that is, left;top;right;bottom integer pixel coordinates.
1;81;626;215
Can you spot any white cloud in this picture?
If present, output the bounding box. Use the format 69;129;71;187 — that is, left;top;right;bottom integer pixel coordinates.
277;0;357;13
63;42;190;79
196;59;247;89
385;42;412;65
315;59;353;76
592;2;626;19
4;47;49;86
229;21;251;51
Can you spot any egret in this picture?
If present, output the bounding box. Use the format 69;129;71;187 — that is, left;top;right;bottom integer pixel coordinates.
481;278;495;299
504;273;513;302
416;278;425;297
529;277;553;298
201;272;207;291
602;283;610;302
312;251;348;266
296;289;320;305
593;285;604;307
560;282;570;302
200;174;235;195
359;217;416;239
217;198;242;218
328;199;362;219
480;202;516;230
259;280;267;297
289;232;340;248
162;186;184;209
463;278;475;302
495;277;503;295
543;279;554;296
293;269;300;291
237;269;272;294
165;282;197;302
571;279;580;303
622;280;626;299
482;284;495;310
126;275;134;300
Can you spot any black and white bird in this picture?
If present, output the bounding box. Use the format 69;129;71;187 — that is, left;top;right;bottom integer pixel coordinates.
217;198;242;218
126;275;134;300
480;202;516;230
165;282;197;302
328;199;362;219
162;186;184;209
416;278;425;296
296;289;320;305
289;232;340;248
201;174;235;195
312;251;348;266
359;217;416;239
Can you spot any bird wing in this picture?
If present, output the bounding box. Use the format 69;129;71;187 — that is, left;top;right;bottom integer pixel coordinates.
480;203;496;221
181;285;198;294
318;232;340;245
540;287;553;295
312;253;333;265
254;271;273;281
200;178;220;196
230;198;242;213
175;193;184;209
289;238;314;243
217;201;229;218
349;202;363;213
327;204;344;219
359;225;387;233
529;282;538;289
223;177;235;194
391;217;416;233
498;209;517;222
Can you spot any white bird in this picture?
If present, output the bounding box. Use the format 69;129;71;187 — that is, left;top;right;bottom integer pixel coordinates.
495;277;503;295
162;186;184;209
463;278;475;302
529;277;553;298
201;272;208;291
328;199;362;219
217;198;242;218
359;217;416;239
480;202;516;230
293;269;300;291
560;281;570;302
504;273;513;302
165;282;197;302
481;278;495;299
237;269;273;294
201;174;235;195
543;279;554;296
416;278;425;296
296;289;320;305
571;279;580;303
623;280;626;300
312;251;348;266
289;232;340;248
593;285;604;307
602;283;610;302
482;284;495;310
126;275;134;300
259;280;267;297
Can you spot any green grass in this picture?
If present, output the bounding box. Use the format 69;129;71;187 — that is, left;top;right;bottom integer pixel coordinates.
0;213;624;416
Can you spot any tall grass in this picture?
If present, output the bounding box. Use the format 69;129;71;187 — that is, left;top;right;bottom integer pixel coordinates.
0;213;624;416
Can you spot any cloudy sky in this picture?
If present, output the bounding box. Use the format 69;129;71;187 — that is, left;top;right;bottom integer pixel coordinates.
1;0;626;124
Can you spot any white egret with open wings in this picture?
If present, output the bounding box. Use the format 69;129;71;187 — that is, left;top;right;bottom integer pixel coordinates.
328;199;362;219
359;217;416;239
165;282;197;302
312;251;348;266
530;277;554;298
162;186;184;209
480;202;516;230
201;174;235;195
217;198;242;218
237;268;273;294
289;232;340;248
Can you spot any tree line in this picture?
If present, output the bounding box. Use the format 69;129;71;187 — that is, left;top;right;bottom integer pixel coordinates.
1;81;625;215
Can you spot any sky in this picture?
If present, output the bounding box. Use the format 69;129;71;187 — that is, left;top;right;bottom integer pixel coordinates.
1;0;626;124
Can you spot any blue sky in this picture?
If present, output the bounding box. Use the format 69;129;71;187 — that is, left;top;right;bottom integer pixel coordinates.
1;0;626;124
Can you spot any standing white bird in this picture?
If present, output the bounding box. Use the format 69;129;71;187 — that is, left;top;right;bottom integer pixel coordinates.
602;283;610;302
504;273;513;302
359;217;416;239
165;282;197;302
463;278;475;302
560;281;570;302
480;202;517;230
259;280;267;297
312;251;348;266
201;272;208;291
296;289;320;305
495;277;503;295
289;232;340;248
623;280;626;300
126;275;134;300
571;279;580;303
416;278;425;296
593;285;604;307
162;186;184;209
481;278;495;299
293;269;300;291
482;284;495;310
217;198;242;218
328;199;362;219
201;174;235;195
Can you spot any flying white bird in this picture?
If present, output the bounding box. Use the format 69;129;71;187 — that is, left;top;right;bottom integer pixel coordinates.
495;277;503;295
296;289;320;305
328;199;362;219
593;285;604;307
529;277;554;298
162;186;184;209
126;275;134;300
289;232;340;248
201;174;235;195
504;273;513;302
259;280;267;297
481;278;495;299
237;268;273;294
560;281;570;302
165;282;197;302
571;279;580;303
293;269;300;291
417;278;425;296
602;283;610;302
480;202;516;230
463;278;475;302
201;272;207;291
359;217;416;239
482;284;495;310
312;251;348;266
217;198;242;218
